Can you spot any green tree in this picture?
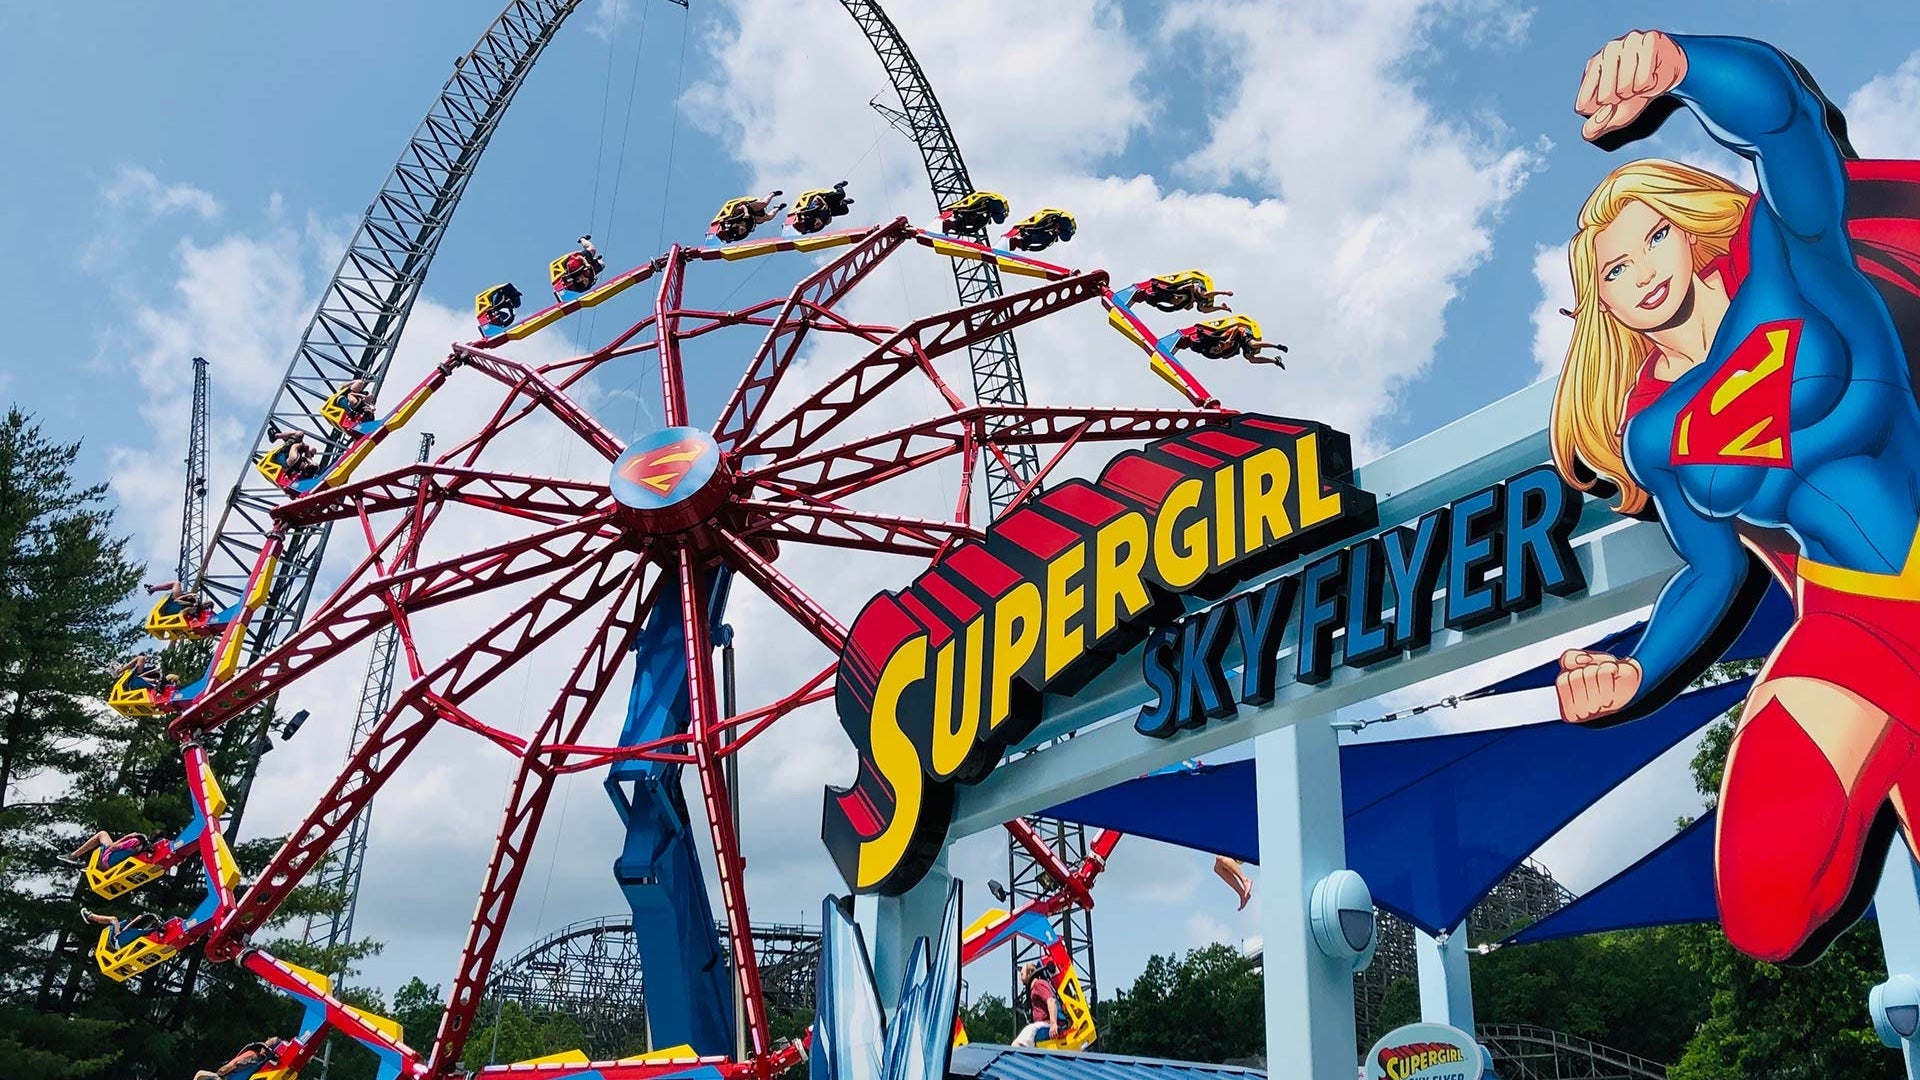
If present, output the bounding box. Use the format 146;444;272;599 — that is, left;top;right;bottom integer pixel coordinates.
1096;944;1263;1063
960;992;1016;1045
0;407;380;1077
460;999;589;1070
1471;926;1707;1063
0;408;144;814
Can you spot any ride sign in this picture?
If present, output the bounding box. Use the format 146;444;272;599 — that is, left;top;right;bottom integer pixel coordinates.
1363;1023;1485;1080
822;415;1377;895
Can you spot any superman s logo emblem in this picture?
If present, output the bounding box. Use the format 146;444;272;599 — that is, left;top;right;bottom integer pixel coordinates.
618;438;706;497
1671;319;1800;468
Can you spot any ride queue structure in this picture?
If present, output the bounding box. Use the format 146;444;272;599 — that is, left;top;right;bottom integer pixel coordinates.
830;377;1920;1079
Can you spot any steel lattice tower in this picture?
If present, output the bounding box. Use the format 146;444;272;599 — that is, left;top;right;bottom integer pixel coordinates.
838;0;1042;513
196;0;584;670
837;0;1099;1010
1005;817;1098;1008
178;356;211;585
302;433;433;1080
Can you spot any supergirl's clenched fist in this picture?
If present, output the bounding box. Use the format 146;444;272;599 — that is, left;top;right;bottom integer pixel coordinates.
1555;650;1644;724
1576;30;1687;142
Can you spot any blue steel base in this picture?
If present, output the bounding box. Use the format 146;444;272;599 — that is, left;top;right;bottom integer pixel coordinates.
605;569;735;1054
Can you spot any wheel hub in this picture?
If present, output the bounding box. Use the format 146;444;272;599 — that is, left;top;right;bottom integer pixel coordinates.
609;427;733;535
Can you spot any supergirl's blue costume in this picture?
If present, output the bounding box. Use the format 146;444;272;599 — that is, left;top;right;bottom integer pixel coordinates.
1607;35;1920;964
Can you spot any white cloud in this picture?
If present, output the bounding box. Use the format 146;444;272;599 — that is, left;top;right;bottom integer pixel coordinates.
84;0;1559;1004
585;0;634;41
1529;242;1571;382
103;166;221;221
1845;50;1920;159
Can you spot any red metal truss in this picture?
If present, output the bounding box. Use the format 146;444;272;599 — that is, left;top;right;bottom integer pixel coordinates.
428;560;652;1074
207;542;636;959
172;512;622;737
717;528;847;652
277;465;611;528
183;212;1243;1080
711;218;915;451
737;270;1112;462
744;404;1230;502
654;249;691;428
676;549;771;1057
733;496;983;558
451;344;626;460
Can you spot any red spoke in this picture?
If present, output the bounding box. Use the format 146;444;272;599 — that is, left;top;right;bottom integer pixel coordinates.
541;660;837;773
429;559;652;1073
712;219;914;451
655;248;691;427
206;542;636;960
737;270;1112;462
451;343;626;460
717;528;847;652
171;512;621;737
744;405;1229;503
677;548;771;1057
278;464;612;528
734;496;980;558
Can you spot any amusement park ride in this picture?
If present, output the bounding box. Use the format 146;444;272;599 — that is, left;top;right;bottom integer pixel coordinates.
75;4;1306;1079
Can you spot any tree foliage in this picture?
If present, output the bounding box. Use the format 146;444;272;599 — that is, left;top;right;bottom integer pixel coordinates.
0;406;379;1078
960;992;1016;1045
1095;944;1263;1063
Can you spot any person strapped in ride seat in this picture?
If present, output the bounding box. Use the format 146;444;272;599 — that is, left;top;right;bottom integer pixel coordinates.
82;907;160;950
192;1036;293;1080
61;830;154;869
1011;961;1061;1048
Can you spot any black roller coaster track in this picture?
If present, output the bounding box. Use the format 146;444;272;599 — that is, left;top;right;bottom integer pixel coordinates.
195;0;585;647
838;0;1041;515
836;0;1095;1011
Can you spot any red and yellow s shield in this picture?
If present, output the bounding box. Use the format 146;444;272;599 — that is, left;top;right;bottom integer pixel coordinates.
617;438;706;498
1671;319;1800;468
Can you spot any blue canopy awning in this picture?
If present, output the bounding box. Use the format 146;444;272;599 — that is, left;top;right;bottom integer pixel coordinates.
1505;811;1719;944
1043;679;1750;936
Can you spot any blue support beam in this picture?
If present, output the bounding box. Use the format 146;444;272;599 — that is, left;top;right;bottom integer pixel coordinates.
604;569;735;1054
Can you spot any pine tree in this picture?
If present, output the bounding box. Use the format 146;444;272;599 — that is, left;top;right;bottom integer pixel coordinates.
0;408;380;1077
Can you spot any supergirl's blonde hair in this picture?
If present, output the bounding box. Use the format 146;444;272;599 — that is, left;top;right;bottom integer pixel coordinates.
1549;159;1752;514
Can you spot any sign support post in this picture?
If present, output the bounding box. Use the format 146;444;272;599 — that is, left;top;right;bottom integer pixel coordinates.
1257;715;1359;1078
1415;922;1475;1031
858;848;953;1010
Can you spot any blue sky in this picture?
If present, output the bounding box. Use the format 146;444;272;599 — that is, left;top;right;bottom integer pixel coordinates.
7;0;1920;1018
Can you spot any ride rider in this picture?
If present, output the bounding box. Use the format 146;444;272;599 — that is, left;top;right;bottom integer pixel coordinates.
1175;320;1288;366
114;652;179;694
266;427;321;482
61;831;155;869
191;1037;294;1080
81;907;160;950
146;579;215;622
339;378;376;425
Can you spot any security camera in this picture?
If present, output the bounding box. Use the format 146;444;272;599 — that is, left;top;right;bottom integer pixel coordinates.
1308;869;1376;972
1871;974;1920;1046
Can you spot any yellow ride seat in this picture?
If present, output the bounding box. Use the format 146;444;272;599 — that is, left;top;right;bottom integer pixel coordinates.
95;924;178;982
713;196;757;222
255;445;291;486
1202;313;1263;338
1036;964;1097;1052
145;594;213;641
320;386;373;431
108;669;175;719
1155;269;1216;292
85;845;167;900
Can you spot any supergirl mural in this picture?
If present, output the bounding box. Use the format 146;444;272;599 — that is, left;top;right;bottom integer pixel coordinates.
1548;31;1920;965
